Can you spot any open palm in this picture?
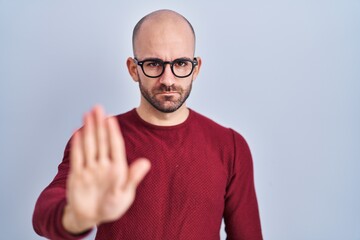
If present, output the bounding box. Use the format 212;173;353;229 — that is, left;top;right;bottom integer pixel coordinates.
63;106;151;233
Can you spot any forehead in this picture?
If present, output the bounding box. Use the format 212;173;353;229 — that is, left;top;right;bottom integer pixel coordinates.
134;16;195;59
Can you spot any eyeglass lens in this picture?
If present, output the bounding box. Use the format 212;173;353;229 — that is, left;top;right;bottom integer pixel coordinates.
142;59;195;78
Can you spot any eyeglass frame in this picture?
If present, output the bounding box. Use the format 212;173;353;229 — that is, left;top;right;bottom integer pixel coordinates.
133;57;198;78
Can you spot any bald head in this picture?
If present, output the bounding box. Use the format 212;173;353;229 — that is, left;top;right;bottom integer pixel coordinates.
132;9;196;57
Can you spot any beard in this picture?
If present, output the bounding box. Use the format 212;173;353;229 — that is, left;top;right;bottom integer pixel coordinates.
138;77;193;113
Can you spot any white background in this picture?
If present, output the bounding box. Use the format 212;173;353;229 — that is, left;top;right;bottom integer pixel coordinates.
1;0;359;239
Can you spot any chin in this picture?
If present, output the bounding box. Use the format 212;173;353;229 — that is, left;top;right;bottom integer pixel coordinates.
155;102;184;113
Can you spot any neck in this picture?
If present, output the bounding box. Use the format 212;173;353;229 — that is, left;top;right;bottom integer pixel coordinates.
136;99;190;126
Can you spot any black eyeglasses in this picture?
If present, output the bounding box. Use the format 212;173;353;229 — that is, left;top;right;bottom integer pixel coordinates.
134;57;198;78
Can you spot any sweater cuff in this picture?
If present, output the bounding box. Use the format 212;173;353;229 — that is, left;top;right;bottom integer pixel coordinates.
56;199;93;240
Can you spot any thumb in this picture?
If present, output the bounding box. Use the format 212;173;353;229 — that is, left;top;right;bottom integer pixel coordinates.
126;158;151;190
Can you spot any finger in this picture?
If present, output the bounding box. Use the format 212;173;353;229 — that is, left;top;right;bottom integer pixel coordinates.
107;116;128;184
93;105;108;161
70;130;84;173
82;112;96;168
125;158;151;190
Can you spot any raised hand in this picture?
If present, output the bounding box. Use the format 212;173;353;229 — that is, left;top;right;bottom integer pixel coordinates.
62;105;151;234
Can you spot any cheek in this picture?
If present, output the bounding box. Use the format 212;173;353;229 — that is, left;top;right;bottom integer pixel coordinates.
180;78;193;88
140;79;157;91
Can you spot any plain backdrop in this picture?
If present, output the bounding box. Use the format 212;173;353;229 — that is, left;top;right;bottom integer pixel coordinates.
1;1;359;239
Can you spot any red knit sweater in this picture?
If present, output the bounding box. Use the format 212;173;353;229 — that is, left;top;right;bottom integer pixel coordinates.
33;109;262;240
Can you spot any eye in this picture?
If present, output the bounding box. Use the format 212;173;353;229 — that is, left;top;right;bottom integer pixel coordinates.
174;60;189;67
145;61;162;68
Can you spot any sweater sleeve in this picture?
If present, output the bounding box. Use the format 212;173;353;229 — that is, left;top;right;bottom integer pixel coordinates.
223;129;263;240
32;140;92;240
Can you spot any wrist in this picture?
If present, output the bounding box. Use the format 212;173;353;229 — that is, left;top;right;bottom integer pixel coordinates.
62;204;96;234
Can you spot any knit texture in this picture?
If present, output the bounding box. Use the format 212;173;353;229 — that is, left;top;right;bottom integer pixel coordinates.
33;109;263;240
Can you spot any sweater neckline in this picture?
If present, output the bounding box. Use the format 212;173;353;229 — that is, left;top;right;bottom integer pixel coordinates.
130;108;194;131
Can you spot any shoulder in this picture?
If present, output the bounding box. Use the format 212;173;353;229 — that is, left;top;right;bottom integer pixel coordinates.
190;109;248;146
113;108;140;127
190;109;237;135
190;109;229;132
191;110;238;144
114;108;135;120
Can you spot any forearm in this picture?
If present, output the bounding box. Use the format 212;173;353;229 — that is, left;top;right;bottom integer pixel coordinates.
224;130;263;239
33;186;92;240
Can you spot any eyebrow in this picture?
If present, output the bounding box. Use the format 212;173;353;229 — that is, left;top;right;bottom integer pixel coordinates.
140;57;193;62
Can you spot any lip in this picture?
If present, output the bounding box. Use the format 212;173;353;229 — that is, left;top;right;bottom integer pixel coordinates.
157;92;179;95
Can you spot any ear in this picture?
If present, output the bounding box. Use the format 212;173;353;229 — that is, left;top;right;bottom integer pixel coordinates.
192;57;202;81
126;57;139;82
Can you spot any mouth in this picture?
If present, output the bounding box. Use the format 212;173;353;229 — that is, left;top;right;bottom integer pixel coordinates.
156;91;179;96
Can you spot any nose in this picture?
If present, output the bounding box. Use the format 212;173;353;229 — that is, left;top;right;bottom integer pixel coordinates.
159;63;175;86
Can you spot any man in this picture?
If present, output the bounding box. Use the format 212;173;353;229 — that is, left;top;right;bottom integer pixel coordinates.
33;9;263;240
